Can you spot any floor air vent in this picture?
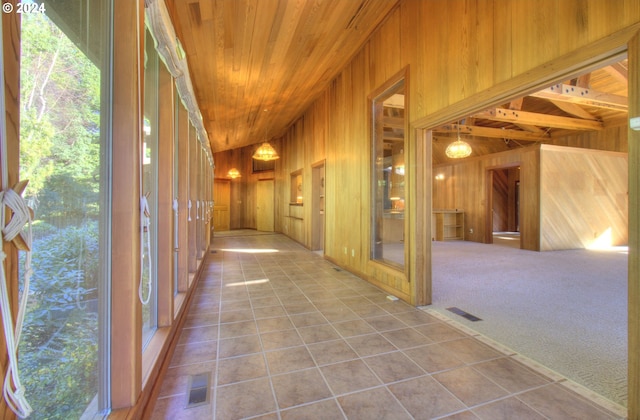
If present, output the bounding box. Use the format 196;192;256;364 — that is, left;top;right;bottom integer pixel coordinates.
186;372;210;408
446;307;482;322
210;250;217;254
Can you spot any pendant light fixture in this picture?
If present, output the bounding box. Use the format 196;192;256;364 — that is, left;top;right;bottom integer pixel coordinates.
252;109;280;161
252;142;280;161
227;168;241;179
445;122;472;159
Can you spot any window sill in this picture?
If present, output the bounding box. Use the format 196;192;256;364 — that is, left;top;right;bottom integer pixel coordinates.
142;326;171;388
174;292;186;319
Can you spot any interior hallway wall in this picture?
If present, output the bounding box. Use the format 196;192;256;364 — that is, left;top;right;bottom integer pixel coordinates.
269;0;640;299
433;146;540;249
213;144;278;231
540;145;628;250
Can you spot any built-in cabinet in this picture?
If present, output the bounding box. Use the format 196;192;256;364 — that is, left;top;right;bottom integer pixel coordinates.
433;210;464;241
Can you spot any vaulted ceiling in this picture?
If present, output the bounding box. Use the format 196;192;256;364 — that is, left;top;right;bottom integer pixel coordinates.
166;0;400;153
165;0;628;159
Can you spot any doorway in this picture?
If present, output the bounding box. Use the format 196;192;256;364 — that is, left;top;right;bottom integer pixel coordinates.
311;161;325;252
420;52;631;408
487;165;521;248
257;179;275;232
213;179;231;232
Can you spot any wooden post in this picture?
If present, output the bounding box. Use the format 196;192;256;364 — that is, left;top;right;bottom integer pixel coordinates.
1;3;20;419
176;103;189;292
628;29;640;420
157;65;174;327
110;0;143;409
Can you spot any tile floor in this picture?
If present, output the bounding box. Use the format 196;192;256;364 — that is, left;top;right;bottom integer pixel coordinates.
152;233;624;419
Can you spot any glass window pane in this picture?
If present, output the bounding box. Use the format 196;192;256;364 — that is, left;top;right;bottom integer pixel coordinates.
188;123;197;277
371;80;405;268
19;1;110;416
173;85;181;296
142;27;159;347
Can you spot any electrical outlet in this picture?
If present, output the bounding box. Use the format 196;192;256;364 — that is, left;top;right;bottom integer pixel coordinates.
469;228;474;234
343;247;347;254
351;249;355;257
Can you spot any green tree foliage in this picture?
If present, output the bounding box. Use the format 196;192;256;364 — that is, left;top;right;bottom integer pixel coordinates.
20;12;101;215
19;10;102;419
21;223;99;420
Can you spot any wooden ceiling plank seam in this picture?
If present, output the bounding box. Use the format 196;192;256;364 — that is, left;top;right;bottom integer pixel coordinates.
265;2;391;141
247;1;291;140
237;0;255;78
223;0;235;49
249;2;312;144
198;0;214;22
212;0;227;136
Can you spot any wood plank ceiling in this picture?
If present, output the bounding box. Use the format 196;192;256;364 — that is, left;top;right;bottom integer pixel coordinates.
166;0;400;153
165;1;628;161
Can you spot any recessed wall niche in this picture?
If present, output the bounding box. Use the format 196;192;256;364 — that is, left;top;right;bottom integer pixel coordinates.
290;169;303;204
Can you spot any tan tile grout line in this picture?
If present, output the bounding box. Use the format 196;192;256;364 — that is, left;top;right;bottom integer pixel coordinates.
164;236;626;419
256;254;469;418
218;249;477;418
421;307;627;419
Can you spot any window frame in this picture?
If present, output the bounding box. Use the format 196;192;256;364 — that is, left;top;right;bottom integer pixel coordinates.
369;71;408;270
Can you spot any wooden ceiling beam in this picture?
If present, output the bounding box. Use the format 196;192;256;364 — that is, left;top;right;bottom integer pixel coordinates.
433;124;550;142
471;108;604;131
604;62;629;84
529;83;627;111
575;73;591;88
514;123;547;134
383;132;404;141
508;97;524;110
382;115;404;129
548;99;599;120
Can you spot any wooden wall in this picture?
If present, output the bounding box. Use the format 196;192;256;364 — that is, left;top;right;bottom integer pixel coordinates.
433;146;540;251
213;143;278;232
433;143;628;251
540;145;628;250
209;5;640;412
215;0;640;301
550;124;629;152
491;167;520;233
213;0;640;304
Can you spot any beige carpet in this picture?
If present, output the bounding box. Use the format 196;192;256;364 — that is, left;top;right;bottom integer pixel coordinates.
429;239;628;408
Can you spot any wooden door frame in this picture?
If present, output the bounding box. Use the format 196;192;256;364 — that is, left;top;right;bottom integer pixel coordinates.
256;178;275;232
628;30;640;420
213;178;231;232
485;163;521;245
311;160;326;252
414;30;630;300
413;29;637;417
